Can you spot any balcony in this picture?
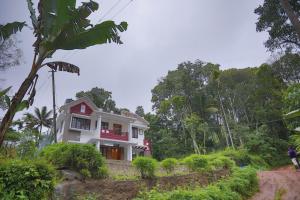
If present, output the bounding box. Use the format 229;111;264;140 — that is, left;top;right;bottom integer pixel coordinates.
100;129;129;141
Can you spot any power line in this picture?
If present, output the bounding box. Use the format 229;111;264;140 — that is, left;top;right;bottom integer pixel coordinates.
57;0;135;63
111;0;134;20
97;0;123;23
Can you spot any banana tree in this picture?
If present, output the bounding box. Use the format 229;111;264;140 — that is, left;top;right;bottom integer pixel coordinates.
0;0;128;146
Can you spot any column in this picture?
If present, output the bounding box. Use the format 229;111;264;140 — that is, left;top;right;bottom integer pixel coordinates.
128;123;132;142
127;145;132;161
96;140;100;151
97;116;102;138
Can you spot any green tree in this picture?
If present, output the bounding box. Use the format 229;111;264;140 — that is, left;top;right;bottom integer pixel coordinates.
271;52;300;84
183;113;207;154
255;0;300;51
135;106;145;117
0;0;127;146
76;87;118;112
23;106;52;145
283;83;300;130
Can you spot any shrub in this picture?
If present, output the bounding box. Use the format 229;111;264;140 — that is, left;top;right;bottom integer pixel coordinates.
219;149;268;168
220;149;252;167
134;166;258;200
132;157;158;179
0;159;55;200
39;143;107;178
17;140;37;159
161;158;178;174
207;155;235;171
183;154;208;171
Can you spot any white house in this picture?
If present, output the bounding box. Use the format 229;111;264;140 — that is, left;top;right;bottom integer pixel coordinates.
56;97;151;161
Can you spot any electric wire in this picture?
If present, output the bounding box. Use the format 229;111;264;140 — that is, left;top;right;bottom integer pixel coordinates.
97;0;123;23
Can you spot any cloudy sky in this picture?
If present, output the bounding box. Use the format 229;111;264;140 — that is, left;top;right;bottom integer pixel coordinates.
0;0;269;117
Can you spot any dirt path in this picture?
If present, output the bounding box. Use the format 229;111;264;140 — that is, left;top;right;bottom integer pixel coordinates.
251;166;300;200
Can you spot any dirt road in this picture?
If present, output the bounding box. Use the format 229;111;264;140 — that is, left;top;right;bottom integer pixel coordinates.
251;166;300;200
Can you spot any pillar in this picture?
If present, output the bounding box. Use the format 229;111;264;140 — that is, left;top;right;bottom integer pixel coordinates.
127;145;132;161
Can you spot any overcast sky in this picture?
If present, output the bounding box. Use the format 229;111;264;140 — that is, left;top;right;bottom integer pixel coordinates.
0;0;270;117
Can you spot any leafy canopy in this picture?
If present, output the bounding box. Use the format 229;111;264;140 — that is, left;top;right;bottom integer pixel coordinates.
255;0;300;51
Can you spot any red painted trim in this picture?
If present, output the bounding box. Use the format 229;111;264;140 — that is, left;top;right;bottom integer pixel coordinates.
100;129;129;141
70;102;93;116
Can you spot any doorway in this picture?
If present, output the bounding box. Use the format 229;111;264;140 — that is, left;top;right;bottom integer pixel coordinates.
100;145;124;160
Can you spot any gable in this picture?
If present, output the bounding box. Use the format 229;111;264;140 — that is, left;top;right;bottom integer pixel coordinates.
70;102;93;116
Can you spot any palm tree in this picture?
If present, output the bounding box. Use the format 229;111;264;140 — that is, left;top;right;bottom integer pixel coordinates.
24;106;52;133
23;106;52;145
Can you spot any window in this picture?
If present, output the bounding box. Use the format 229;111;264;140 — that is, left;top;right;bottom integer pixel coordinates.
95;120;98;129
113;124;122;135
101;122;109;130
71;117;90;130
80;104;86;113
132;127;138;138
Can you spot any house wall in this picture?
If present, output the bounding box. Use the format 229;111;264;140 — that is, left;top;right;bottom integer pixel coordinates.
57;98;149;161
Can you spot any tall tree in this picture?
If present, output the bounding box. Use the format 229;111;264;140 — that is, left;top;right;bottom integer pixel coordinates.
24;106;52;134
0;0;128;146
76;87;118;112
271;52;300;84
255;0;300;51
135;106;145;117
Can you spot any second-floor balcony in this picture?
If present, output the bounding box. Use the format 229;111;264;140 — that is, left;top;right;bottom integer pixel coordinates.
100;129;129;141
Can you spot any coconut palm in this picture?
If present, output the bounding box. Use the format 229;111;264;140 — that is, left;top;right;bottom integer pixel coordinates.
24;106;52;134
23;106;52;146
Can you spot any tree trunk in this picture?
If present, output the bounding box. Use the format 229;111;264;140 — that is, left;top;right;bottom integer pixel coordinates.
280;0;300;40
191;134;201;154
203;130;206;154
218;92;235;149
0;66;39;146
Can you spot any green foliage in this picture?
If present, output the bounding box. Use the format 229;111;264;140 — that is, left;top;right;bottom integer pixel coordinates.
272;53;300;84
17;140;37;159
4;130;21;141
135;106;145;117
0;159;55;200
220;149;254;167
135;166;258;200
183;154;208;171
76;87;118;113
255;0;300;51
36;0;127;52
0;22;26;41
283;83;300;131
206;155;235;171
39;143;107;178
161;158;178;174
244;126;289;167
132;157;158;179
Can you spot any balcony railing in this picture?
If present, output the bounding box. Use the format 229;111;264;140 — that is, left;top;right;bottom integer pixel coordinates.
100;129;129;141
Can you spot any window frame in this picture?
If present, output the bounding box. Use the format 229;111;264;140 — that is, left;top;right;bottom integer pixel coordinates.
101;121;109;130
69;115;91;131
132;127;138;138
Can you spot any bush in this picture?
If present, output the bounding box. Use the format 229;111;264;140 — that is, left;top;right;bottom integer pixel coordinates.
206;155;235;171
132;157;158;179
161;158;178;174
0;159;55;200
183;154;208;171
39;143;107;178
134;166;258;200
219;149;268;168
17;140;37;159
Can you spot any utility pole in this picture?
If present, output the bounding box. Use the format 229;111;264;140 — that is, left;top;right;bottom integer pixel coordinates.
51;69;57;143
